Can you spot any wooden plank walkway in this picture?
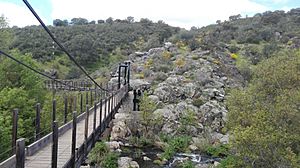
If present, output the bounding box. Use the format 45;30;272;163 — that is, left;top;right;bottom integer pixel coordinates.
25;96;114;168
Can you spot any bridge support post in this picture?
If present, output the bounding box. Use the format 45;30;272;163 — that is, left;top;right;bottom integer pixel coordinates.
71;112;77;168
110;92;114;120
52;99;56;122
64;96;68;124
99;98;103;132
107;94;111;128
35;103;41;141
80;93;83;114
124;63;128;85
16;138;25;168
52;121;58;168
133;90;137;111
118;64;121;89
127;62;131;90
86;90;89;106
93;101;97;147
84;105;89;157
73;96;77;112
90;89;93;106
12;108;18;155
94;85;97;102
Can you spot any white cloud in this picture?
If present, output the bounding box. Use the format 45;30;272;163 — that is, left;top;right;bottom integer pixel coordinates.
51;0;268;29
0;2;41;27
0;0;268;29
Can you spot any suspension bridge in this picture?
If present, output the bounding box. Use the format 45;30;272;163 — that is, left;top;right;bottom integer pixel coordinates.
0;62;131;168
0;1;137;167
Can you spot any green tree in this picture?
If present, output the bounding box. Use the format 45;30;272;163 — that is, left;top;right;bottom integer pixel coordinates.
227;50;300;167
0;51;46;101
126;16;134;23
53;19;68;26
0;14;9;28
0;52;48;160
70;17;88;25
0;15;12;52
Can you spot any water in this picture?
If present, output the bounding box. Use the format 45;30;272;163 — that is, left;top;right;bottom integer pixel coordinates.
121;146;220;168
165;153;220;168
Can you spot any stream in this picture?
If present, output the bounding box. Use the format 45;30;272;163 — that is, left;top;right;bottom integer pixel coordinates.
120;146;220;168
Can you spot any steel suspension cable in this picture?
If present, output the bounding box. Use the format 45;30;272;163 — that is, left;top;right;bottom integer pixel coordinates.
0;50;80;90
22;0;109;92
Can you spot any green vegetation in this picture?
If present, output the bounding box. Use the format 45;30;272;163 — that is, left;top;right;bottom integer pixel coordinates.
226;50;300;167
206;144;229;157
88;141;119;168
139;94;162;138
191;98;204;108
1;7;300;167
178;110;197;135
180;160;195;168
160;135;192;160
100;152;119;168
10;18;179;71
0;51;47;160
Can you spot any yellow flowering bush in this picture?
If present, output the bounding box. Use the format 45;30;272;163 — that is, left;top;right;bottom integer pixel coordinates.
175;57;186;68
162;51;172;60
144;58;153;69
230;53;238;59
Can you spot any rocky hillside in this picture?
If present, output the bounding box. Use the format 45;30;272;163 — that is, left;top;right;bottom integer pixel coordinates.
101;42;246;168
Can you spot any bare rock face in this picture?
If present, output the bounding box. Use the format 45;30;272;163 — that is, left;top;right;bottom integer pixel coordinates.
110;113;132;141
130;79;150;90
118;157;139;168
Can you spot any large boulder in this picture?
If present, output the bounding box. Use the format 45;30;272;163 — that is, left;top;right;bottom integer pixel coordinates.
199;101;227;132
182;82;197;98
130;79;150;90
148;47;165;56
111;113;132;141
153;108;176;120
118;157;139;168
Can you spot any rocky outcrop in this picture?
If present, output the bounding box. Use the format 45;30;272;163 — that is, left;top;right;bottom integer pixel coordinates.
105;42;243;167
125;42;243;142
118;157;139;168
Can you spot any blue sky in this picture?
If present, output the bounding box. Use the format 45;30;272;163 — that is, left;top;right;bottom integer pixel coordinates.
251;0;300;10
1;0;52;22
0;0;300;29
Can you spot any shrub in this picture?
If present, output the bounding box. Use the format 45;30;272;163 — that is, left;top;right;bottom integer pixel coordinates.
161;136;192;160
227;50;300;167
135;73;144;79
217;156;243;168
206;144;230;157
88;141;109;165
178;110;197;134
192;98;204;107
101;152;119;168
175;57;186;68
154;72;168;82
154;64;172;73
144;58;153;69
162;51;172;60
235;55;252;81
230;53;238;59
139;95;162;137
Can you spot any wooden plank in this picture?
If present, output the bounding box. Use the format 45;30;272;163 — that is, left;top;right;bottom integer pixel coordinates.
22;86;128;168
